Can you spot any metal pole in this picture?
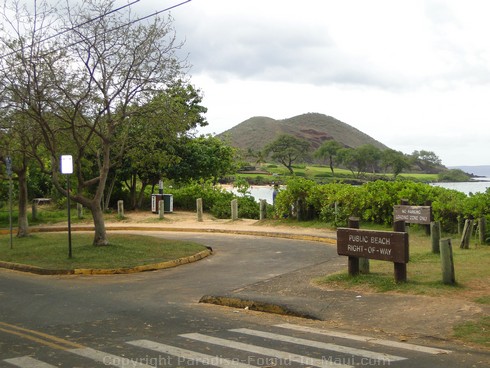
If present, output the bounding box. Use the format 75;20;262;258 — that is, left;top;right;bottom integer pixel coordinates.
67;175;72;258
9;173;13;250
6;156;13;249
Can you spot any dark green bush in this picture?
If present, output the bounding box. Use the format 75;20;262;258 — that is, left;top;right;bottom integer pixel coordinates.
273;177;485;232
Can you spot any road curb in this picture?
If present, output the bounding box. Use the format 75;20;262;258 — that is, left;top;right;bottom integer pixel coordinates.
0;225;336;245
0;248;213;276
199;294;324;320
0;225;335;275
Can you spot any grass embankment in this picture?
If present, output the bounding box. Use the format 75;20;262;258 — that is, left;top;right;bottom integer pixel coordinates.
0;233;207;270
316;227;489;298
315;226;490;347
237;165;439;183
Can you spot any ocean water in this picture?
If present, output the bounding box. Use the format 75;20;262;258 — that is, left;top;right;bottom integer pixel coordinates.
431;178;490;195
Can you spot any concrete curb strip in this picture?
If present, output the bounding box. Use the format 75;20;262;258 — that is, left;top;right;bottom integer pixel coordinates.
199;294;323;320
0;225;334;275
0;226;336;245
0;248;213;276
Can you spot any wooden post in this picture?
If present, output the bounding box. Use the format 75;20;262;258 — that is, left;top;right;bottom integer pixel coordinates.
478;217;487;245
259;199;267;220
460;219;473;249
77;203;84;219
32;201;38;221
430;221;441;253
348;217;369;274
231;199;238;221
347;217;360;276
440;238;456;285
158;200;164;219
196;198;203;222
117;200;124;218
393;220;407;283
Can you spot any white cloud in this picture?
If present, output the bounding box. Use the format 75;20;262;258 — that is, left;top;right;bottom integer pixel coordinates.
127;0;490;166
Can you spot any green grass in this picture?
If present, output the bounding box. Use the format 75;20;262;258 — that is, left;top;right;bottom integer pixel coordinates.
453;316;490;347
236;164;440;184
316;228;490;297
316;227;490;347
0;233;207;270
474;295;490;305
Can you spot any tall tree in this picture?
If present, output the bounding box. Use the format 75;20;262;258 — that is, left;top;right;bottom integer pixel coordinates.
381;149;410;178
264;134;310;175
109;82;208;209
0;0;187;245
0;1;55;237
356;144;382;174
411;150;443;174
314;140;342;177
166;135;237;184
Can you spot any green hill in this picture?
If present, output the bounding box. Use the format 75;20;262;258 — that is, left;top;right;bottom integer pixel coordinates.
217;112;388;153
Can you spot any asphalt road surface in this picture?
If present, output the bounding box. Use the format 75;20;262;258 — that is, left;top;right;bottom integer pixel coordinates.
0;232;487;367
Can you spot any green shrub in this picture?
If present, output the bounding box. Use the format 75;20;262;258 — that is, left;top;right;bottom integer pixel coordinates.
273;178;477;231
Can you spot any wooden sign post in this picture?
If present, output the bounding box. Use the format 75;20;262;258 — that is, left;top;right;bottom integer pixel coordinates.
393;205;431;225
337;225;409;282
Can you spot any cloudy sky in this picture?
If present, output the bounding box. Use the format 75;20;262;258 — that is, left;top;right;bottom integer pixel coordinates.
135;0;489;167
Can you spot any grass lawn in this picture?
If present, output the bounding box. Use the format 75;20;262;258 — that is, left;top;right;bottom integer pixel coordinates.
0;233;207;270
316;227;490;300
315;227;490;348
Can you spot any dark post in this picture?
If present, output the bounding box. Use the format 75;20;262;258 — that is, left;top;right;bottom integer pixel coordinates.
67;176;72;259
61;155;73;259
347;217;360;276
393;220;407;282
440;238;456;285
430;221;441;253
6;156;13;249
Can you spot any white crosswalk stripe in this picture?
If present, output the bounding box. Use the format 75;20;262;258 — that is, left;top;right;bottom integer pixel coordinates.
230;327;406;362
180;332;352;368
3;323;452;367
3;356;58;368
128;339;260;368
275;323;452;355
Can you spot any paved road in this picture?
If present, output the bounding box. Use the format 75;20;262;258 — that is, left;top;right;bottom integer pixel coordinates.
0;232;487;367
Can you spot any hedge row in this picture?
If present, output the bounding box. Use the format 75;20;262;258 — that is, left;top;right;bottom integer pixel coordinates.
274;178;490;232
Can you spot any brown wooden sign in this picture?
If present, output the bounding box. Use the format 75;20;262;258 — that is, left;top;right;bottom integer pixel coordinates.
337;228;409;263
393;205;431;224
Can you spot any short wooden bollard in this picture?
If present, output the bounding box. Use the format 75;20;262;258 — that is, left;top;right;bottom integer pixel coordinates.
158;200;164;219
431;221;441;253
117;200;124;218
460;219;473;249
196;198;203;222
259;199;267;220
231;199;238;221
440;238;456;285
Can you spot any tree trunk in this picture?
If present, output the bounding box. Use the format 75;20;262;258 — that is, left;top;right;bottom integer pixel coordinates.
16;169;29;237
104;173;118;211
136;181;148;209
127;174;138;210
91;201;108;246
